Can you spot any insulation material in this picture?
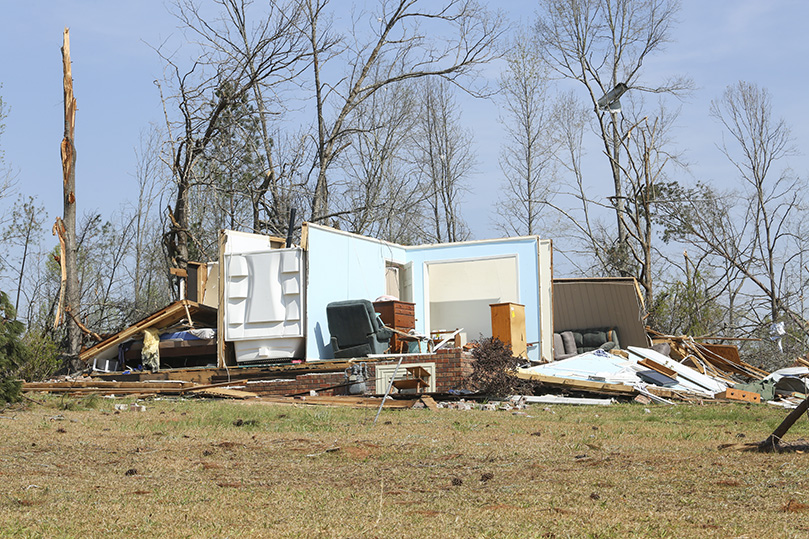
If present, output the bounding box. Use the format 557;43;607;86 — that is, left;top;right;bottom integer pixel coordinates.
142;328;160;371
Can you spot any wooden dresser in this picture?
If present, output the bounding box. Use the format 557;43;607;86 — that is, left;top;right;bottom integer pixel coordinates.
373;300;416;353
490;302;527;358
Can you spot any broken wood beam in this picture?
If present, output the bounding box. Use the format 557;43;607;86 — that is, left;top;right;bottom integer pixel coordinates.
759;395;809;451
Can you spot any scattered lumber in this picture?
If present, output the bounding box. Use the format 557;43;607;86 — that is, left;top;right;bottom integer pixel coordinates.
420;395;440;411
188;387;258;399
78;300;216;363
295;395;418;409
638;357;677;379
514;370;637;396
648;330;768;382
23;380;195;396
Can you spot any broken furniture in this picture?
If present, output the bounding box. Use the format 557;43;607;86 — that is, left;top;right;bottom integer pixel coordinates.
391;365;432;393
373;300;416;353
553;327;620;360
430;328;465;352
490;302;527;358
327;300;393;358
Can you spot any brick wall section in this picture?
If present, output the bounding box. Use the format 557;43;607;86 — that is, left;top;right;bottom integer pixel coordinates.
246;372;346;397
242;349;475;397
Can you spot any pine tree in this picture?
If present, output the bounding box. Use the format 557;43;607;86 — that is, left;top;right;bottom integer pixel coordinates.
0;291;24;402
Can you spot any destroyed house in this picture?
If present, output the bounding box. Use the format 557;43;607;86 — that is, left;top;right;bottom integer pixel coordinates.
81;224;554;373
71;225;794;409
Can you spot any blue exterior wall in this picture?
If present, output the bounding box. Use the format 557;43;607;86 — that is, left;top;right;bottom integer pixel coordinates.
305;225;406;359
304;224;544;361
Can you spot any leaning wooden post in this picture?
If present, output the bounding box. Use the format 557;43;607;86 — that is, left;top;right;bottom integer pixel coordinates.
60;28;82;372
759;395;809;451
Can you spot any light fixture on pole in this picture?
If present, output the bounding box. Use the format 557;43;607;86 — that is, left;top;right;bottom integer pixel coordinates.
597;82;628;113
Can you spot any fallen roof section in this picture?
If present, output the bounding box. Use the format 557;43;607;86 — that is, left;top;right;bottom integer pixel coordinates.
515;348;728;400
79;300;217;364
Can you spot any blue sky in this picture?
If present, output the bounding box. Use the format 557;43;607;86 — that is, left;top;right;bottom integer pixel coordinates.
1;0;807;241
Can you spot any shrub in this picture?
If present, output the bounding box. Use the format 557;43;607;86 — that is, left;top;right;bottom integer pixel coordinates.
468;337;534;398
16;331;61;382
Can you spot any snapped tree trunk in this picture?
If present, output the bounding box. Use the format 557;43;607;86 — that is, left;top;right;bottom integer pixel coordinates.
61;28;82;372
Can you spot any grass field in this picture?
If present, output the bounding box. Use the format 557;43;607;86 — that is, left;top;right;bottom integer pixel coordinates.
2;395;809;538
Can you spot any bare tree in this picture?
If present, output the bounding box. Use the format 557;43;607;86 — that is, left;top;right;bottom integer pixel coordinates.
159;0;502;252
2;196;46;314
541;91;613;273
127;128;173;317
612;101;685;306
535;0;690;274
0;90;20;277
336;73;428;243
661;82;808;343
413;78;474;243
0;90;15;217
158;0;310;269
710;81;800;325
304;0;504;225
494;30;556;237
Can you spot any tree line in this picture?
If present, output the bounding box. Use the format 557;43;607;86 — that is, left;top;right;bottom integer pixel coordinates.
0;0;806;389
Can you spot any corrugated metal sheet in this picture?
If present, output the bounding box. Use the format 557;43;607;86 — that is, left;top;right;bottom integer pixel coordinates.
553;278;649;348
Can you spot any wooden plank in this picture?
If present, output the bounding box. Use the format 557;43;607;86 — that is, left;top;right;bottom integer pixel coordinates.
796;357;809;369
716;388;761;403
244;396;418;409
697;343;769;379
188;387;258;399
294;395;418;408
420;395;439;411
514;369;637;395
638;357;677;379
24;381;195;389
24;388;183;395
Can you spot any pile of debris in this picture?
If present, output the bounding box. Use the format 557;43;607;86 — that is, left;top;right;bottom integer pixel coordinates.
515;333;809;407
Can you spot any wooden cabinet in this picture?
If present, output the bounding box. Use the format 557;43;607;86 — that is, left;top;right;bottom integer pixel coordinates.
490;302;527;358
373;300;416;353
